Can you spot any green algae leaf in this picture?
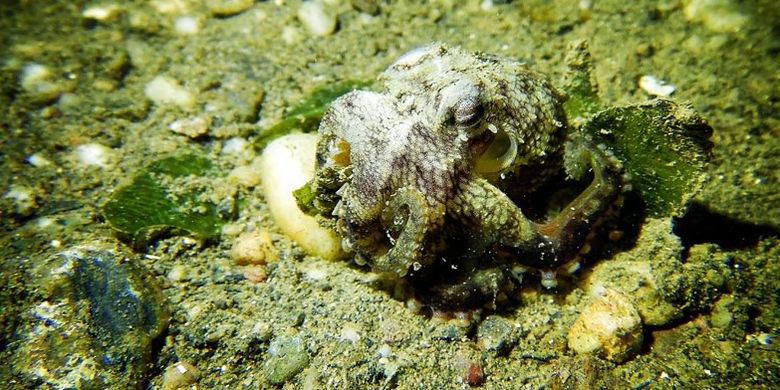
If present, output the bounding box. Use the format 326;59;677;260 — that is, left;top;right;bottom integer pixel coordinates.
101;153;225;248
562;39;603;124
253;79;373;150
582;99;713;217
293;182;320;216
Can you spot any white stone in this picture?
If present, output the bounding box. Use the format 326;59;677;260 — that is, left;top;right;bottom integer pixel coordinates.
174;16;199;35
168;116;209;138
638;75;676;97
4;185;34;210
260;133;343;260
144;76;195;109
298;1;337;37
82;4;120;21
26;153;52;167
74;143;112;168
222;137;249;155
20;64;51;90
20;63;62;102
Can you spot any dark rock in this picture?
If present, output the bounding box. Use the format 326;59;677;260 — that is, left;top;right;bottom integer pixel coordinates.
476;315;519;356
264;335;310;385
10;246;170;389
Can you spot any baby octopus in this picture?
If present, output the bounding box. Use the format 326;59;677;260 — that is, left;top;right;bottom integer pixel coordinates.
307;43;622;309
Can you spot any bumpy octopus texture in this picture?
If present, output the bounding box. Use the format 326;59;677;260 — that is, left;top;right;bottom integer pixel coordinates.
309;43;622;309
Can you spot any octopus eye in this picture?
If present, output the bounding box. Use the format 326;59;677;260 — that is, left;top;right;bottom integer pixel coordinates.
453;96;483;127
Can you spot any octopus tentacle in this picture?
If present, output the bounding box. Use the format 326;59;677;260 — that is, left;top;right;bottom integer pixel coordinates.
534;136;623;267
452;177;545;252
346;186;444;276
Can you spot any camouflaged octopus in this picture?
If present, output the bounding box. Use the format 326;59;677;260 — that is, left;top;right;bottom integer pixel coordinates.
307;43;622;309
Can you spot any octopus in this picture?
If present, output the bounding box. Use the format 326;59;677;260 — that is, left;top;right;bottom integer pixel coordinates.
306;43;623;310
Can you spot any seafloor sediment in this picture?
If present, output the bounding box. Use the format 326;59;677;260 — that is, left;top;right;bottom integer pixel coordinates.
0;0;778;388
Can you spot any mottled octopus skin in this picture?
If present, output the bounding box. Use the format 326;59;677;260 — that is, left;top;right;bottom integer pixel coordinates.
309;43;621;308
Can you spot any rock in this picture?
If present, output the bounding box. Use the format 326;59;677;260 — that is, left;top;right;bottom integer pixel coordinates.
207;0;254;17
168;116;210;138
584;218;730;327
10;246;170;388
144;76;195;110
298;1;338;37
264;335;311;385
351;0;380;15
161;361;201;390
260;133;343;260
567;289;643;363
476;315;519;356
230;230;277;265
19;63;65;104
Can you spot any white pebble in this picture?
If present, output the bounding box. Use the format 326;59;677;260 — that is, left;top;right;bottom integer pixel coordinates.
20;63;62;102
638;75;676;97
20;64;51;90
144;76;195;109
298;1;337;37
26;153;52;167
340;323;361;343
221;137;249;155
174;16;199;35
168;116;209;138
82;4;120;21
74;143;112;168
4;185;35;210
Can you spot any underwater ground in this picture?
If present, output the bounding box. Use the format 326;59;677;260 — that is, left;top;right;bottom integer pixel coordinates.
1;0;778;388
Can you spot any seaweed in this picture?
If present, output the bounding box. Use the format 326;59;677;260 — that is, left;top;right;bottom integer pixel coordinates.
563;40;713;218
252;79;373;151
582;100;713;217
101;153;227;248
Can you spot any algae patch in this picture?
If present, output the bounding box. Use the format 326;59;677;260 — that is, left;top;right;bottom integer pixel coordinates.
563;40;713;217
252;79;372;151
101;153;229;247
583;100;713;217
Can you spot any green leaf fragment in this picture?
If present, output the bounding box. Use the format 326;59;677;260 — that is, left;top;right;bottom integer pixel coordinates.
101;153;226;246
293;182;320;216
582;99;713;217
253;79;373;151
562;39;603;123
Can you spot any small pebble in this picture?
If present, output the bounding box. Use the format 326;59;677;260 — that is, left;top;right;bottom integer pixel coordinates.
638;75;675;97
207;0;254;17
74;143;112;168
230;230;277;265
228;165;263;187
82;4;121;21
4;185;37;216
174;16;199;35
264;335;311;385
168;116;210;138
351;0;380;15
20;63;62;103
567;289;643;363
476;315;518;356
161;361;201;390
298;1;337;36
166;264;189;283
144;76;194;109
26;153;52;168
